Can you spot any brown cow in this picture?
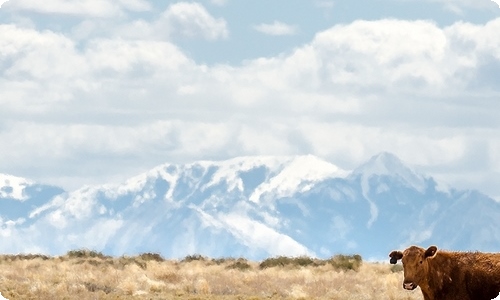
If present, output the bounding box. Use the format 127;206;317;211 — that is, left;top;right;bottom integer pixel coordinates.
389;245;500;300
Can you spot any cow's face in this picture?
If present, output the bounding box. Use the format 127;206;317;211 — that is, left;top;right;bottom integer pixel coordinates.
389;245;437;290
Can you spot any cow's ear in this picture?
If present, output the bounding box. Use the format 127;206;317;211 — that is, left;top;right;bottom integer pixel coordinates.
389;250;403;264
424;246;438;258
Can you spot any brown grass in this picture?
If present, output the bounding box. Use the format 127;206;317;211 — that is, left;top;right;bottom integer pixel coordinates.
0;251;423;300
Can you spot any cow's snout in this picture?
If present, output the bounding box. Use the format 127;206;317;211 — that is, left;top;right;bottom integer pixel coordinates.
403;281;417;290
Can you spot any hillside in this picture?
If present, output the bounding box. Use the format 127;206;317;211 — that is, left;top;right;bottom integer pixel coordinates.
0;252;416;300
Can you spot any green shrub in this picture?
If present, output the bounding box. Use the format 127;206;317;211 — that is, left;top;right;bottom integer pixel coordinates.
293;256;315;267
226;259;252;271
259;256;317;269
212;257;230;265
328;254;362;271
181;254;207;263
1;254;50;261
138;252;164;262
66;249;110;260
259;256;290;269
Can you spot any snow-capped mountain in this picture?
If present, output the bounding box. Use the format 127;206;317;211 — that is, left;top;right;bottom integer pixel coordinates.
1;153;500;260
0;173;64;224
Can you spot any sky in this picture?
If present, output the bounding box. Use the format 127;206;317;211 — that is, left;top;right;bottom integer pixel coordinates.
0;0;500;200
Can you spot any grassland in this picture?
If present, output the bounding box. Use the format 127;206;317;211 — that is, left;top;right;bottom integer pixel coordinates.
0;250;422;300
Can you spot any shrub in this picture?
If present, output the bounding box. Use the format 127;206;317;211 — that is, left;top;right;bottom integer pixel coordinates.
181;254;207;263
0;254;50;261
226;259;252;271
116;256;147;270
259;256;291;269
138;252;164;262
66;249;110;260
328;254;362;271
259;256;317;269
212;257;250;266
293;256;315;267
212;257;230;265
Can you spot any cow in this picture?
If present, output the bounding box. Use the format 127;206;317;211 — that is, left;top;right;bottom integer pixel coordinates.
389;245;500;300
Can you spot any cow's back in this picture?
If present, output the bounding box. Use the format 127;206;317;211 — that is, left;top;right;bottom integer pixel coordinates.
456;252;500;300
426;252;500;300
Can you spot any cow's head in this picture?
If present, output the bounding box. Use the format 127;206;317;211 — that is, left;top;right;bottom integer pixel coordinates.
389;245;437;290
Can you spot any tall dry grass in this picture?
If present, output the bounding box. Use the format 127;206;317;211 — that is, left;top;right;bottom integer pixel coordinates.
0;251;422;300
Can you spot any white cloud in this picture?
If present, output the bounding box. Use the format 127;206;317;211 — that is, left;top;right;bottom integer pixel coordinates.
117;0;151;11
104;2;229;41
162;2;228;40
70;2;229;42
311;19;454;89
2;27;85;78
254;21;297;36
1;14;500;200
1;0;150;17
48;210;67;229
394;0;497;14
85;39;190;72
492;0;500;8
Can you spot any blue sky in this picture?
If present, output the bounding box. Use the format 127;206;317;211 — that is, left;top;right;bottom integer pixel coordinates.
1;0;500;200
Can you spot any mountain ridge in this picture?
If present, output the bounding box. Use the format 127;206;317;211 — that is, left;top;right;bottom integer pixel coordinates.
1;153;499;261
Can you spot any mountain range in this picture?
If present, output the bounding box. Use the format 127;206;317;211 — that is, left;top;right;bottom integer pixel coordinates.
1;152;500;261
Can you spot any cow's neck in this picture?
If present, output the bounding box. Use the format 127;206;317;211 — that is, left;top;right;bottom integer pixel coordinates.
418;277;434;299
421;253;456;298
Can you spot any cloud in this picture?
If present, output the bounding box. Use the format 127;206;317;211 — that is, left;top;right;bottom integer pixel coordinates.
313;19;454;88
253;21;297;36
1;14;500;201
69;2;229;42
161;2;228;40
393;0;497;14
492;0;500;8
117;0;151;11
0;0;151;17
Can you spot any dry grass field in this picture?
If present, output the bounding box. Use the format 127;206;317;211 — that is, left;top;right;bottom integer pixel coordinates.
0;250;423;300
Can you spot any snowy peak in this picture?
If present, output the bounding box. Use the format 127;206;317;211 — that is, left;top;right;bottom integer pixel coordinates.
248;155;347;204
206;155;346;187
0;174;65;223
353;152;409;177
0;173;34;200
352;152;427;192
99;155;348;205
